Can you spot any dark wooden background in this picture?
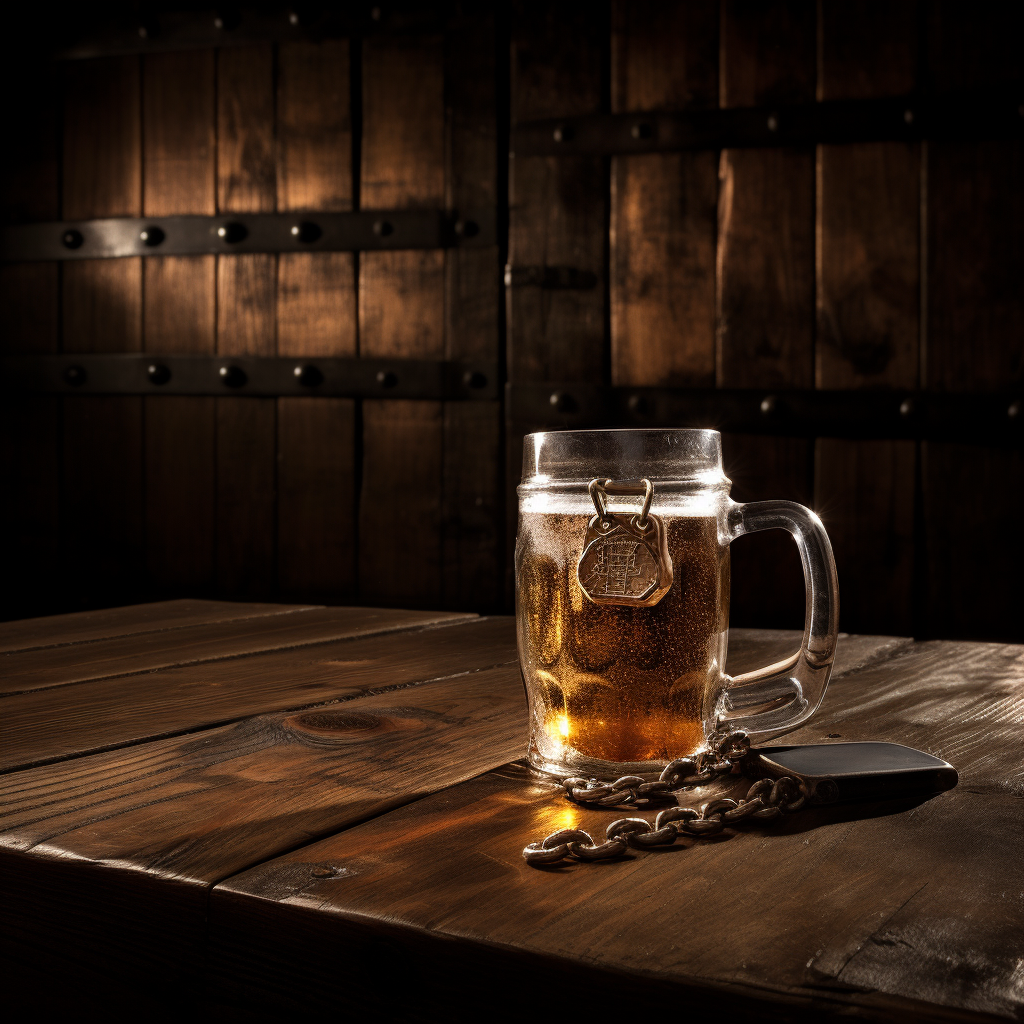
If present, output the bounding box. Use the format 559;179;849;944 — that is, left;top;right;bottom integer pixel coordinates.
1;1;1021;642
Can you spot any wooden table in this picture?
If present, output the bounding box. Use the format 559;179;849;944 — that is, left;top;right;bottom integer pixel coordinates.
2;601;1021;1020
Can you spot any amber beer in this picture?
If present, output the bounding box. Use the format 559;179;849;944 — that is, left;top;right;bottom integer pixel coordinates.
517;509;730;773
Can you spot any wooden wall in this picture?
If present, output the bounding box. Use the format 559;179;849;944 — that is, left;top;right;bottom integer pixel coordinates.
508;0;1022;641
0;11;502;622
1;2;1020;642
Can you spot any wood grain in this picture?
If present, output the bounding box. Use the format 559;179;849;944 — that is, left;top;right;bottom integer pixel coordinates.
216;46;277;599
443;11;502;612
508;1;607;385
276;39;357;602
359;33;446;607
815;1;919;637
1;604;470;698
210;636;1024;1019
610;0;718;388
0;598;317;654
0;612;493;771
718;0;816;632
142;51;217;595
61;56;144;612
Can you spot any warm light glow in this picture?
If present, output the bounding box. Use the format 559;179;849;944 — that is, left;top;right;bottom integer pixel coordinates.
557;714;570;738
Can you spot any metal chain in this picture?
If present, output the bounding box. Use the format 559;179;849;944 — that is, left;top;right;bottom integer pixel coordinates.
523;732;809;866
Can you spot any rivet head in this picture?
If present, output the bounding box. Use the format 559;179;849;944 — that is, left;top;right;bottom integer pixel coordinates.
1009;399;1021;420
628;394;653;417
217;222;248;244
219;365;247;388
903;109;914;124
372;220;394;238
291;221;322;244
288;11;299;26
760;394;778;415
370;6;382;20
549;391;577;414
138;25;148;38
462;370;487;389
147;363;171;385
63;365;86;386
140;226;165;247
294;364;324;388
213;16;224;29
376;370;398;388
311;866;335;878
899;397;915;417
631;122;653;141
766;114;779;132
552;124;573;143
62;229;84;250
453;219;479;239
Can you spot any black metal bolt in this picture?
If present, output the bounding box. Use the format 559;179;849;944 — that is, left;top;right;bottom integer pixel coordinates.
549;391;577;414
140;226;165;247
766;114;779;132
290;221;322;244
294;364;324;388
217;222;248;244
628;394;654;417
631;122;653;141
462;370;487;389
376;370;398;388
372;220;394;238
147;363;171;385
899;397;915;417
760;394;778;415
62;229;84;250
219;365;247;388
453;219;479;239
63;365;86;386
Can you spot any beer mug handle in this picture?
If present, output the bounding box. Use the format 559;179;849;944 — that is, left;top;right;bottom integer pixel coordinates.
716;500;840;739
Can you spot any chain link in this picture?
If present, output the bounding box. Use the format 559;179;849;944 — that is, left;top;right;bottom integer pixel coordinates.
523;732;808;866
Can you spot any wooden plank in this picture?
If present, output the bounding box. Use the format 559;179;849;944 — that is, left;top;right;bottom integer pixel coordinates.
61;56;144;612
276;39;357;602
209;636;1023;1018
0;71;59;622
924;5;1023;642
443;11;502;612
0;629;899;1006
508;1;607;385
359;33;446;607
142;51;217;595
0;599;318;654
216;45;277;599
610;0;718;388
815;1;918;637
718;0;816;631
0;605;474;699
0;611;488;771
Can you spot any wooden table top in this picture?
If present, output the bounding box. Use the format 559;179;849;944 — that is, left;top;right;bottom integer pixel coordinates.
2;600;1021;1021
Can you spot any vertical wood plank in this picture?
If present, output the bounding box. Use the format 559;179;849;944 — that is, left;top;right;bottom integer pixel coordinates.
610;0;718;388
61;57;144;611
276;39;357;601
0;70;59;619
443;11;502;611
508;1;607;385
216;46;276;598
359;34;446;607
142;51;216;594
924;4;1023;641
718;0;816;629
815;0;919;636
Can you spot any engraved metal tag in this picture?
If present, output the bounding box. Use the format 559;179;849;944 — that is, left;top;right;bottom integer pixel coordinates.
577;512;673;607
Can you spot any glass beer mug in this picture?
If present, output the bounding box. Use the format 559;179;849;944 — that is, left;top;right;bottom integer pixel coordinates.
516;429;839;779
